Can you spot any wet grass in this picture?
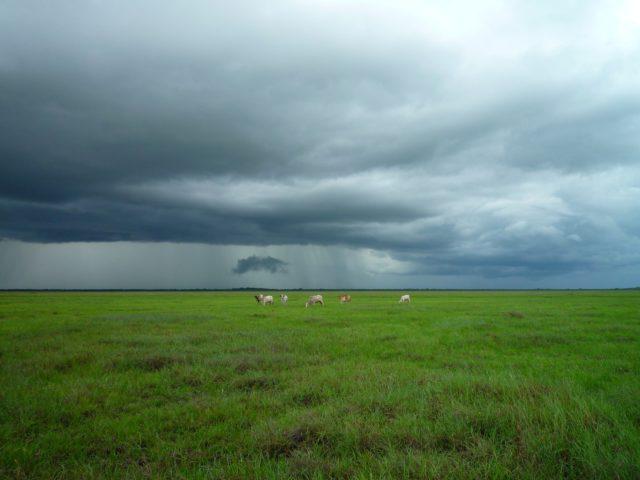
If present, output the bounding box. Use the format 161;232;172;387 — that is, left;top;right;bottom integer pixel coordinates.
0;290;639;478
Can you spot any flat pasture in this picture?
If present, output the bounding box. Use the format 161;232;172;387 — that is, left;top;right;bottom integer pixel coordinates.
1;291;639;478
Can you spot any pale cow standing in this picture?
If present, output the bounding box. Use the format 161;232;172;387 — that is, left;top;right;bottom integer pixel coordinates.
305;294;324;308
399;294;411;303
280;293;288;304
255;294;274;305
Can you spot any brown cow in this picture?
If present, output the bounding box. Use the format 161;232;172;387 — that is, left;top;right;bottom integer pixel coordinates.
339;294;352;303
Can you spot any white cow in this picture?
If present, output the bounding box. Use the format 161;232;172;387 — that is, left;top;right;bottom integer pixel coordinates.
399;294;411;303
280;293;288;304
255;294;274;305
305;294;324;308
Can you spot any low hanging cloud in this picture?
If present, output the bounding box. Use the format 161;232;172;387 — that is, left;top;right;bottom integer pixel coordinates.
233;255;289;275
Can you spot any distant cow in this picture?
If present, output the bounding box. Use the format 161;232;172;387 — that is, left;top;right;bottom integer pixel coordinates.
399;294;411;303
255;294;274;305
280;293;288;304
305;294;324;308
339;294;351;303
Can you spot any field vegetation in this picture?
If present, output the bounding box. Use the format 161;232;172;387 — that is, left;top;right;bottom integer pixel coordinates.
1;290;639;478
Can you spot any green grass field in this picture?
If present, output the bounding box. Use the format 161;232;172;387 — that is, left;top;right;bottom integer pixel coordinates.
1;291;639;479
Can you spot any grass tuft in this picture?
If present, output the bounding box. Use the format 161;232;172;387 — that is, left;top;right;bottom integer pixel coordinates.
233;375;278;391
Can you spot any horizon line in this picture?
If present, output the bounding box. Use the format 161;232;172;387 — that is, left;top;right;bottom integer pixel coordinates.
1;287;639;292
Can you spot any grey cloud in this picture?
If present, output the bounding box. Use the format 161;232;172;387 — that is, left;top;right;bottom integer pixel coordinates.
233;255;288;275
0;0;639;284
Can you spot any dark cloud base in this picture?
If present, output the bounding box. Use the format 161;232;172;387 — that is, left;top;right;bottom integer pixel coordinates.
233;255;288;275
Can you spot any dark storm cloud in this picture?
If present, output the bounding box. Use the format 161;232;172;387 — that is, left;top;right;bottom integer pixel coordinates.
233;255;288;275
1;0;639;281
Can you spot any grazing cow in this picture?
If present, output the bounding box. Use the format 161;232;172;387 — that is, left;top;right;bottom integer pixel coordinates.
280;293;288;304
254;294;274;305
399;294;411;303
305;294;324;308
339;294;351;303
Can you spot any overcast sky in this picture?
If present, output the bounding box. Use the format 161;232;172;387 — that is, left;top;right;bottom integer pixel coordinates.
1;0;639;289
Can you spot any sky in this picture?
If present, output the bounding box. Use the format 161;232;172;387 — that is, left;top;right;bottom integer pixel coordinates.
1;0;639;289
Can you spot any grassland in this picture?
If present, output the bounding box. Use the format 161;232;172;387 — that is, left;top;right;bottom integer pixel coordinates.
1;290;639;479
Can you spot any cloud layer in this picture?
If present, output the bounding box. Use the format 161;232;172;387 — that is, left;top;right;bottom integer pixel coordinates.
1;0;639;286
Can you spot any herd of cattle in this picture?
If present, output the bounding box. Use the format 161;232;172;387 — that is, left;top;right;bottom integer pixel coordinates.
254;293;411;307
